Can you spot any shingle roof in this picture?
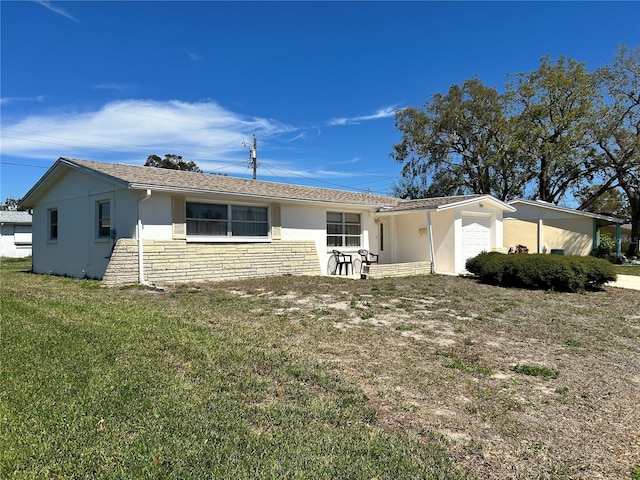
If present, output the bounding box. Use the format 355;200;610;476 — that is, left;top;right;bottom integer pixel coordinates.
62;158;402;208
0;211;32;224
507;199;625;224
378;194;485;213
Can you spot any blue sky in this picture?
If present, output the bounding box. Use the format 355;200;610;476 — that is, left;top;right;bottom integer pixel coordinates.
2;1;639;202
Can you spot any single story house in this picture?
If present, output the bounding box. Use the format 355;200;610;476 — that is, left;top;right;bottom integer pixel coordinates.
503;199;625;258
18;157;515;286
0;211;33;258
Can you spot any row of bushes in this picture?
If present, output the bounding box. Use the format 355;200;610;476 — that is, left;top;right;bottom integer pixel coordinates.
465;252;617;292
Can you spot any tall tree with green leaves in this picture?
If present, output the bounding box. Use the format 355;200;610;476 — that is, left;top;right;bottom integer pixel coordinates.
507;55;602;204
391;78;531;200
144;154;203;172
575;185;630;219
590;45;640;257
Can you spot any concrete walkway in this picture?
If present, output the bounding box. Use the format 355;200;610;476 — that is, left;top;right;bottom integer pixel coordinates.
608;274;640;291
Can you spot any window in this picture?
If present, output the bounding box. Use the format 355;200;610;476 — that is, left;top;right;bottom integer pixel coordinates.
327;212;361;247
14;226;32;246
186;202;268;238
48;209;58;240
97;201;111;238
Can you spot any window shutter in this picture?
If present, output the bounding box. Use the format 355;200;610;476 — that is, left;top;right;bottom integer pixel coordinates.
271;204;281;240
172;197;186;239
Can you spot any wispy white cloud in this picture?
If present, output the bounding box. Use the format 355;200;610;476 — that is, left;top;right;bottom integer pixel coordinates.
327;105;398;126
334;156;361;165
185;50;201;61
94;83;129;92
0;99;296;167
0;95;47;106
35;1;78;22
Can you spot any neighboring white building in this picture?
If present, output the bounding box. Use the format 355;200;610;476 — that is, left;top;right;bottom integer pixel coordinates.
19;157;514;285
0;211;33;258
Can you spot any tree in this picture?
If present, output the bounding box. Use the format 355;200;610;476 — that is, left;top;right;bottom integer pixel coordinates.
1;197;22;211
391;78;531;200
575;185;630;219
590;45;640;257
507;55;602;204
144;154;202;172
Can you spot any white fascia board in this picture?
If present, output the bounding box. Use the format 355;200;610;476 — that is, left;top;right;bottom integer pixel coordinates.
62;159;130;189
508;199;624;223
436;195;516;213
127;184;387;211
19;158;129;209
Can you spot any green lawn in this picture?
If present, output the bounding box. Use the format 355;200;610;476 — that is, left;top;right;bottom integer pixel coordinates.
0;258;464;479
613;264;640;276
2;257;639;479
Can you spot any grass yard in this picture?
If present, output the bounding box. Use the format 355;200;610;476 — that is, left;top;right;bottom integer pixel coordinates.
614;264;640;277
2;257;639;479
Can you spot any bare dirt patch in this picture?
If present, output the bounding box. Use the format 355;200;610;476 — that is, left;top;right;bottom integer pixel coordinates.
187;274;640;479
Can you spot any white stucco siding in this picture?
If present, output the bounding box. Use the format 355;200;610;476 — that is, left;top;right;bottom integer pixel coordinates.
393;212;429;263
138;193;174;240
114;189;142;239
431;209;456;274
281;203;376;275
281;204;328;273
428;204;503;275
30;170;131;279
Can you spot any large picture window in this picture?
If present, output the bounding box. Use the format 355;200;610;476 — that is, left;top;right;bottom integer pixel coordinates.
186;202;268;238
327;212;361;247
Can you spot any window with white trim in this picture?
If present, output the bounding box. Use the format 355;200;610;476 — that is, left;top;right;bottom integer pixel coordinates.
97;201;111;238
186;202;269;238
48;208;58;240
327;212;361;247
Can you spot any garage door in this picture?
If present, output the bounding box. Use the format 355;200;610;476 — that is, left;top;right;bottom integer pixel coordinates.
462;216;491;265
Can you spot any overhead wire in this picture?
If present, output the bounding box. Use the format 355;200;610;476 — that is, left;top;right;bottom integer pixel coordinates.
2;104;399;194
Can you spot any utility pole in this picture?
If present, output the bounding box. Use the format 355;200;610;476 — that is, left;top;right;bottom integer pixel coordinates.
250;134;257;180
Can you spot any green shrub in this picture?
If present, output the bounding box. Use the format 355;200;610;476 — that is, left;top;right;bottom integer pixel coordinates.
465;252;616;292
593;232;616;258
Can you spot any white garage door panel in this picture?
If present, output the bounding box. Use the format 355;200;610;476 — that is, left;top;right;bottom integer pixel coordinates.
462;216;491;263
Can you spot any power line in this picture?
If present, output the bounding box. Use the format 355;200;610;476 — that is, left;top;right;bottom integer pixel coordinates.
0;161;50;169
258;160;391;195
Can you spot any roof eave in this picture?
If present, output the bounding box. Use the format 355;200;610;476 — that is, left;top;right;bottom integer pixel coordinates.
19;157;131;209
18;158;67;209
508;199;625;224
436;195;516;213
376;195;516;215
128;183;395;209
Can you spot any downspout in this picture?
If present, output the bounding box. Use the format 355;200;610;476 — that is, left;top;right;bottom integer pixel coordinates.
137;189;153;287
615;223;622;260
427;211;437;273
537;215;544;253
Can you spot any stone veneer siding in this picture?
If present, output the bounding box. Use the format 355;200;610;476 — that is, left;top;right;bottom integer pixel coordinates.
366;261;432;279
102;239;322;286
